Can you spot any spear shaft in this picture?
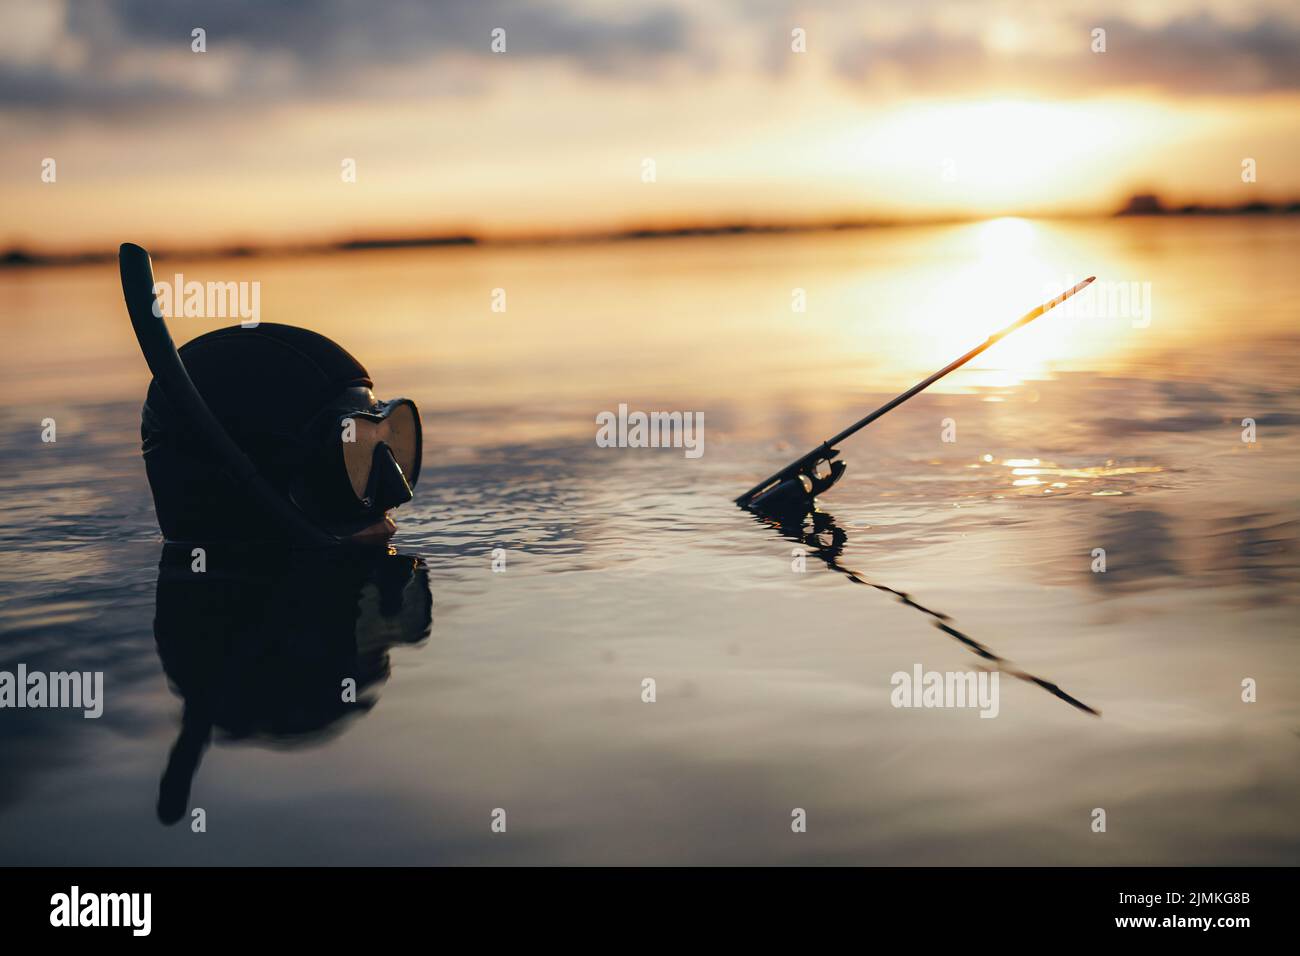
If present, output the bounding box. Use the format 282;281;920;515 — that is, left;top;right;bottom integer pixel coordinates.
737;276;1095;506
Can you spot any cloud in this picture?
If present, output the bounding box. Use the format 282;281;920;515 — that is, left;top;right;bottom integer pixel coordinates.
109;0;688;66
2;0;1299;120
1096;13;1300;94
835;26;987;91
834;12;1300;96
0;0;697;113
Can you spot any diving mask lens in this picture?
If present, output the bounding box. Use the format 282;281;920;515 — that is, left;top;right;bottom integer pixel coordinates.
342;400;421;504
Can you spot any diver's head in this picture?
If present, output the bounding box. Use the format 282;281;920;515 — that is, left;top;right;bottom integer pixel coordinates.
121;243;421;545
141;324;421;542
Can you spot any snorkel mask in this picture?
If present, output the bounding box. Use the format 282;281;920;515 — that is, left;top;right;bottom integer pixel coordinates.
120;243;422;546
291;388;422;528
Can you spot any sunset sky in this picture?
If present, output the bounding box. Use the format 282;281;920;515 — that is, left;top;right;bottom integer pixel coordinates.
2;0;1298;252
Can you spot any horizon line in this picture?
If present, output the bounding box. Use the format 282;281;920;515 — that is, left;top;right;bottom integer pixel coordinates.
5;199;1299;270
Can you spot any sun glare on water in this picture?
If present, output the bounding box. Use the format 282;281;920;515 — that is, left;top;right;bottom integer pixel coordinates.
886;215;1093;389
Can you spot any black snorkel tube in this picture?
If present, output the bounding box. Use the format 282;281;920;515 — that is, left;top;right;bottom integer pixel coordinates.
119;242;340;548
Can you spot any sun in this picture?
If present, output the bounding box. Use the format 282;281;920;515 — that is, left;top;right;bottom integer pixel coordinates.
814;96;1167;217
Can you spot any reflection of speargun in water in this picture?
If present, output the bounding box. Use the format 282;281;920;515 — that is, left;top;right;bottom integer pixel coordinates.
749;507;1100;716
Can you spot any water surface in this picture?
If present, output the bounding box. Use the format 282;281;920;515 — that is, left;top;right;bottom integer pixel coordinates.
1;217;1297;864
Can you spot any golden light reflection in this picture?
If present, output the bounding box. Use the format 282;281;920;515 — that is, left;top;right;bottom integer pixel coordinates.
858;214;1136;392
976;216;1037;252
988;457;1165;496
890;218;1059;387
1007;463;1163;479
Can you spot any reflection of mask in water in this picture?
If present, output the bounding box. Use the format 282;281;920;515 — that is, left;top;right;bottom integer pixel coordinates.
153;543;434;825
121;243;422;545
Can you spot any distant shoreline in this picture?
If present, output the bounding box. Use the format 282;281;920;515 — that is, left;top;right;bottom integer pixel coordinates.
1114;193;1300;218
5;201;1298;270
